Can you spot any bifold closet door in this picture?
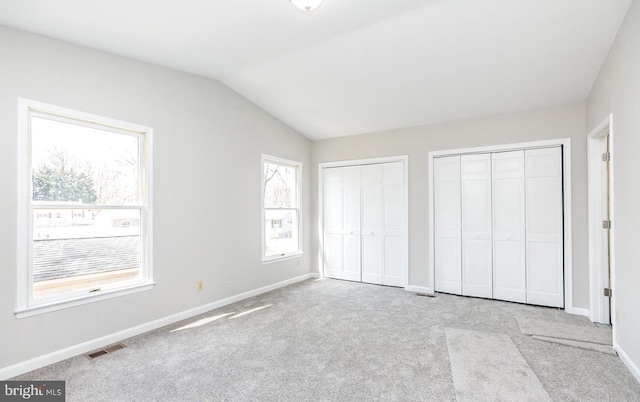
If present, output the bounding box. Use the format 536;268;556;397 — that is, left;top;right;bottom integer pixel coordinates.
362;164;383;285
381;162;405;286
434;156;462;295
323;166;362;282
525;148;564;307
461;154;492;298
362;162;405;286
492;151;526;303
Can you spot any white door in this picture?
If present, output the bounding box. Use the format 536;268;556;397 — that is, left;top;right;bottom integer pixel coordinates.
492;151;526;303
461;154;493;298
381;162;405;286
323;167;344;280
323;166;362;282
434;156;462;295
362;164;383;285
362;162;405;286
525;147;564;307
342;166;362;282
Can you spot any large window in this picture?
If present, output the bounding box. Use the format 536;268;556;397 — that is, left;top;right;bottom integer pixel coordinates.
262;155;301;261
17;99;153;317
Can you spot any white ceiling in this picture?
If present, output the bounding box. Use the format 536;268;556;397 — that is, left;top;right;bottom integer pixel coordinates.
0;0;631;140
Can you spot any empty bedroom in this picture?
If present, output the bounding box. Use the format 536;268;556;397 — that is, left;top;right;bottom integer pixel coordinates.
0;0;639;401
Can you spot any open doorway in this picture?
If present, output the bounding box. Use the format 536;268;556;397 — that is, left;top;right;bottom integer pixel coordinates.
588;114;615;325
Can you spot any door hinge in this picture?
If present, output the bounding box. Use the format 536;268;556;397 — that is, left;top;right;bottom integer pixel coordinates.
604;288;612;297
602;220;612;229
602;152;611;162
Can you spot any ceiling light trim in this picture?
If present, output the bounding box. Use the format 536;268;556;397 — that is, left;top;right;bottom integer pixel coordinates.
289;0;323;12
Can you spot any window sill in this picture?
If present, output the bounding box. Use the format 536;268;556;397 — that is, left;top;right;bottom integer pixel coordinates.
14;281;156;319
262;253;303;265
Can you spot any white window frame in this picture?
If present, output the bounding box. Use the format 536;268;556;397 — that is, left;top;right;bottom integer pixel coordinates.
16;98;154;318
261;154;302;263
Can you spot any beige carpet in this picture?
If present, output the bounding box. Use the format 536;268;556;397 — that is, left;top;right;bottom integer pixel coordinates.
531;335;616;355
516;315;616;355
11;280;640;401
445;327;551;402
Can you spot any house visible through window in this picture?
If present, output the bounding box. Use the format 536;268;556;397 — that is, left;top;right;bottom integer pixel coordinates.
262;155;301;261
17;99;153;316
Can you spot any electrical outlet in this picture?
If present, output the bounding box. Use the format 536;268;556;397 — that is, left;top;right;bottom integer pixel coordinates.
615;309;620;324
296;259;301;267
197;281;203;292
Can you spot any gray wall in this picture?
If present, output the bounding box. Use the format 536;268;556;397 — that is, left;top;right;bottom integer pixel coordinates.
587;0;640;375
311;102;589;308
0;26;311;370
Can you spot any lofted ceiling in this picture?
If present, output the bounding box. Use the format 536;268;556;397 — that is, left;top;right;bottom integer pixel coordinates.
0;0;631;140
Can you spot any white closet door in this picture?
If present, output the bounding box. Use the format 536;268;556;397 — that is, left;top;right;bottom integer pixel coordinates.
323;168;344;280
381;162;405;286
342;166;362;282
362;162;405;286
323;166;362;282
461;154;493;298
492;151;526;303
362;164;383;285
434;156;462;295
525;148;564;307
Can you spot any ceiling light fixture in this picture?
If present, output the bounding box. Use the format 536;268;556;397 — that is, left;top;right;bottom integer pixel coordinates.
290;0;323;12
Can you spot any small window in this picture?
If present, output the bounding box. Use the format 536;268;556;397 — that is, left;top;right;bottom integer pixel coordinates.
17;99;154;317
262;155;301;261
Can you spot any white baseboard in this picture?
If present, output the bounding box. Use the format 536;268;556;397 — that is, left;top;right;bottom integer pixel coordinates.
567;307;590;317
614;341;640;384
0;273;315;380
405;285;434;295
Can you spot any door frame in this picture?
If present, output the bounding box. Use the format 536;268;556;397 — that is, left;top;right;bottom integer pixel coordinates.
318;155;409;287
587;114;615;325
428;138;578;314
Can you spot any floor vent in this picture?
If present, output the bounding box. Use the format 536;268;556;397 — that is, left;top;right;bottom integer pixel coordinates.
417;293;436;298
85;343;126;359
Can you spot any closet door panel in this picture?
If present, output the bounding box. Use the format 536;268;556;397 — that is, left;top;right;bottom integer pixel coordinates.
362;164;383;284
461;154;492;298
342;184;361;235
525;148;564;307
434;156;462;294
383;236;404;286
382;162;405;286
492;151;526;303
323;166;362;282
362;235;383;284
323;168;344;280
342;166;362;281
343;234;362;281
323;234;343;279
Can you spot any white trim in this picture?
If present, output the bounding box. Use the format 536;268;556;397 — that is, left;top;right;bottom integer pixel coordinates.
261;154;303;263
566;307;590;317
615;341;640;384
405;285;434;295
428;139;575;312
428;139;570;157
15;283;155;319
0;273;315;380
587;114;615;325
318;155;409;287
16;98;154;316
319;155;407;169
261;252;304;265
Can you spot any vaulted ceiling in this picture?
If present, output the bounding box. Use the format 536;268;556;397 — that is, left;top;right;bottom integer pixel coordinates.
0;0;631;139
